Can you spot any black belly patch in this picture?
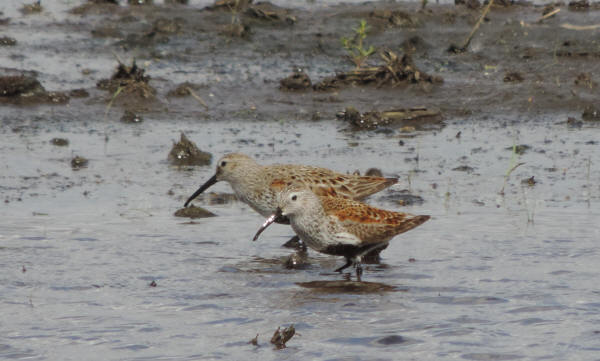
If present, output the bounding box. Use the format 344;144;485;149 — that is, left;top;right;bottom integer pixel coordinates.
321;243;387;258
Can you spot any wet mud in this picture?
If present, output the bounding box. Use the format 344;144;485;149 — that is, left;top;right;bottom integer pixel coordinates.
1;1;599;360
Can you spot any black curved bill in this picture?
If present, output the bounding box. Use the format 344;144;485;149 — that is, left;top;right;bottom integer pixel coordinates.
184;174;218;207
253;208;282;242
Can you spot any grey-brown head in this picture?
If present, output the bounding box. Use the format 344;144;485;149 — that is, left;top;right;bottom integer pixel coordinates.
184;153;258;207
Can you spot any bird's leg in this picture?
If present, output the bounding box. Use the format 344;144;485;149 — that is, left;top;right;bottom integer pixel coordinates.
281;235;307;252
355;260;363;281
334;258;353;273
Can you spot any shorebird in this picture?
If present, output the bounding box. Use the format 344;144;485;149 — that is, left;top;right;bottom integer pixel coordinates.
252;188;430;278
184;153;398;253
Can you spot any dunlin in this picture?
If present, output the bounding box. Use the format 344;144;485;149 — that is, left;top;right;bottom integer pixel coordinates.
253;188;430;278
184;153;398;253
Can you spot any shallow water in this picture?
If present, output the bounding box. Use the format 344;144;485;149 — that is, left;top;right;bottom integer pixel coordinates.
2;0;600;359
1;114;599;361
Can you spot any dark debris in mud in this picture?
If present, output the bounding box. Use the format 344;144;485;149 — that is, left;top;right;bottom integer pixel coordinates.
168;133;212;166
0;36;17;46
574;73;596;89
340;106;442;131
20;2;43;15
280;70;312;91
167;82;205;98
506;144;531;155
314;51;443;91
70;0;120;15
582;106;600;121
503;72;524;83
69;89;90;98
98;60;152;91
120;110;143;123
284;251;310;269
370;9;422;28
296;280;398;294
382;189;425;206
270;325;295;350
248;333;259;346
50;138;69;147
71;156;89;170
174;205;216;218
452;165;475;173
0;75;69;105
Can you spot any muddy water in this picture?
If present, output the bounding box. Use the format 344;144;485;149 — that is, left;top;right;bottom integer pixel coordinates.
2;0;600;360
2;115;599;360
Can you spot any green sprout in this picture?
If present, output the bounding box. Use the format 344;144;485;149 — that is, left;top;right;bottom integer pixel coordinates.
341;19;376;69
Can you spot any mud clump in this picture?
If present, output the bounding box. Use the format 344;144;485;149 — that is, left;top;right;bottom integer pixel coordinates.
71;156;89;170
270;325;295;350
314;51;442;91
0;75;69;105
455;0;481;9
504;72;524;83
452;165;475;173
221;23;250;38
0;75;42;97
280;70;312;91
120;110;143;123
568;0;590;11
20;2;43;15
296;280;397;293
168;133;212;166
284;251;309;269
51;138;69;146
167;82;204;97
244;2;296;24
365;168;383;177
209;1;295;24
0;36;17;46
340;106;442;131
574;73;596;89
567;117;583;128
70;0;120;15
582;106;600;121
91;25;123;38
370;9;421;28
128;0;153;5
153;18;184;34
97;60;156;100
400;36;430;54
506;144;531;155
383;189;425;206
69;89;90;98
173;205;216;218
248;334;259;346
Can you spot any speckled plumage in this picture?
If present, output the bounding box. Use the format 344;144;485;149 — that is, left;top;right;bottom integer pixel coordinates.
184;153;398;218
253;188;430;277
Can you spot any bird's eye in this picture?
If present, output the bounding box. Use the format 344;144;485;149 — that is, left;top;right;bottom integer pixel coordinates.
291;195;297;201
220;161;227;167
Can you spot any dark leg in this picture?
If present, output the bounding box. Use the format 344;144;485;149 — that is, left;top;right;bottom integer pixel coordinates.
334;258;353;273
355;263;363;281
281;235;307;251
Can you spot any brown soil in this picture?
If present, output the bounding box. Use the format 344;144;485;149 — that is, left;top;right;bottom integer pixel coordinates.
3;0;600;122
0;75;69;105
173;205;217;218
168;133;213;166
